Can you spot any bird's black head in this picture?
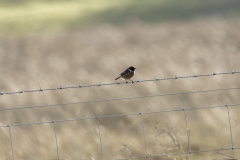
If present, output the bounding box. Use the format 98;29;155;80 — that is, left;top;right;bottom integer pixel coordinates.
129;66;136;71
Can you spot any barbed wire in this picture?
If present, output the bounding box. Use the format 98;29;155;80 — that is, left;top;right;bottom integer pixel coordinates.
0;70;239;96
3;102;240;160
2;70;240;160
1;86;239;112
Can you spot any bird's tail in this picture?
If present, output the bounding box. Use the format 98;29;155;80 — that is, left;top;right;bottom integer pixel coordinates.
115;76;121;80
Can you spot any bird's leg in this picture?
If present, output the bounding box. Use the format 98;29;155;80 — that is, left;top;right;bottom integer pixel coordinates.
125;80;128;84
130;80;134;83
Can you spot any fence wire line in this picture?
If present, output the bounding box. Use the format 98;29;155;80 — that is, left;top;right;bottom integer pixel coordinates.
52;122;60;160
8;126;15;160
226;105;234;157
2;103;239;127
1;86;240;112
5;103;239;160
96;117;104;160
140;113;148;157
0;70;239;96
183;109;190;159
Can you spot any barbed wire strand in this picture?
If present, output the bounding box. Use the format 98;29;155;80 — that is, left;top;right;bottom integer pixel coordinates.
226;105;235;158
0;70;239;96
2;71;239;160
52;122;60;160
1;86;240;112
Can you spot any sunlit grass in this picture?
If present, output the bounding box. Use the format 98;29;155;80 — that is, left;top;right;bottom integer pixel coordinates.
0;0;130;35
0;0;239;36
0;17;240;159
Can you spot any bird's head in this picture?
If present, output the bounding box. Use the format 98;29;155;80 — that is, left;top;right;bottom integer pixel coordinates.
129;66;136;71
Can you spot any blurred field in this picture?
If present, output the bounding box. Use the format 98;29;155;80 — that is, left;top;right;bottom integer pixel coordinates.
0;0;240;36
1;0;240;160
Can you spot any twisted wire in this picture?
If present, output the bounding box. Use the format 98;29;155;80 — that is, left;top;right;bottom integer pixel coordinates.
0;70;239;96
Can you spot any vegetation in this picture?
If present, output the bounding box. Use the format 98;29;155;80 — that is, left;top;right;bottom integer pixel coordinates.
0;0;239;35
0;0;240;159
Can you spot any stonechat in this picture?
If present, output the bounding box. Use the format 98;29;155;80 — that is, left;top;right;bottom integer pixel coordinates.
115;66;137;83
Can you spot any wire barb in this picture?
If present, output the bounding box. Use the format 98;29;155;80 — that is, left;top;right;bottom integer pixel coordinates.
79;84;82;89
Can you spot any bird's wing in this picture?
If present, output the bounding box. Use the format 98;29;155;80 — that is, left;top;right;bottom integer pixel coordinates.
120;69;131;76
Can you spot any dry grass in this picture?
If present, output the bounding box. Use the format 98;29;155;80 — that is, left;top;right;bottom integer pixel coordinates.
0;18;240;160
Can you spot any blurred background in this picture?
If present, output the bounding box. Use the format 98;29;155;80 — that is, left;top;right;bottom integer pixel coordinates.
0;0;240;159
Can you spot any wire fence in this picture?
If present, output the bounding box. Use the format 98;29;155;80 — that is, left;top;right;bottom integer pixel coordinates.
1;70;240;160
1;86;239;112
0;70;239;96
2;103;240;160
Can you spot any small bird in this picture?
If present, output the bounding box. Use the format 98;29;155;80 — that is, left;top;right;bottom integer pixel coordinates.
115;66;137;83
